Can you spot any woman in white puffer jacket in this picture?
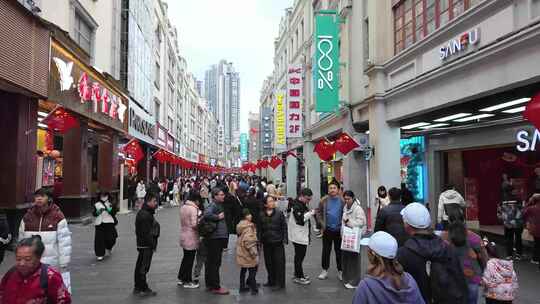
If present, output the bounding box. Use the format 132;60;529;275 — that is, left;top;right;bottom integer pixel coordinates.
18;188;72;269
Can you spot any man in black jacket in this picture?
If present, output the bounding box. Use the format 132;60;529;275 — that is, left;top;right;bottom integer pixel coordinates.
374;187;408;246
133;193;160;297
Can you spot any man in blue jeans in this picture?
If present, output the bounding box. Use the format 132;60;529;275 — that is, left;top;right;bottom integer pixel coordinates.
317;180;344;281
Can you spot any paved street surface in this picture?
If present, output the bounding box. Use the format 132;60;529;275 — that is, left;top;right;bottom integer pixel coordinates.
1;207;539;304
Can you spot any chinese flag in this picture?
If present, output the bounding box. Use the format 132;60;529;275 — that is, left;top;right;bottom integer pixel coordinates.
524;92;540;130
334;132;359;155
269;155;283;169
313;139;336;161
260;159;270;169
123;139;144;163
42;107;79;134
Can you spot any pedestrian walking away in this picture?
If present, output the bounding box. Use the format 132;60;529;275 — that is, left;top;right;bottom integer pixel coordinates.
374;187;408;247
441;206;488;304
177;190;201;289
352;231;425;304
317;180;344;281
397;202;468;304
136;179;146;210
133;192;160;297
288;188;314;285
203;188;230;295
93;191;118;261
437;185;466;230
259;195;288;291
482;239;518;304
341;190;367;289
0;236;71;303
19;188;72;271
236;209;259;295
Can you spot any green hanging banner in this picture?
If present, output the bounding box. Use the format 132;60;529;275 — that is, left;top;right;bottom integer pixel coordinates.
314;12;339;113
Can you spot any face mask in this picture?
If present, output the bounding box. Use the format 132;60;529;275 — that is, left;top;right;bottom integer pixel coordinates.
100;196;108;201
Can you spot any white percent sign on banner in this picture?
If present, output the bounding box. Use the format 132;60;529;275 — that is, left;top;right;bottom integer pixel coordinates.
317;35;334;90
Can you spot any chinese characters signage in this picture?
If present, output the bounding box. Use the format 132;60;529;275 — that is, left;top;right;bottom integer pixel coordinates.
49;40;127;133
287;64;303;138
274;92;286;150
156;125;167;148
314;13;339;113
240;133;248;161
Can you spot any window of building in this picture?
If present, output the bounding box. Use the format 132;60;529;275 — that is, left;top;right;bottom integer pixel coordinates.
155;100;160;122
154;63;160;89
394;0;478;53
533;0;540;19
168;117;173;131
74;12;93;55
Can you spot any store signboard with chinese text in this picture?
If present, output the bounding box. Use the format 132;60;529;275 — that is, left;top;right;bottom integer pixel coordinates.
156;125;167;148
49;40;127;133
274;92;286;151
129;101;155;144
240;133;248;161
287;64;303;138
314;13;339;113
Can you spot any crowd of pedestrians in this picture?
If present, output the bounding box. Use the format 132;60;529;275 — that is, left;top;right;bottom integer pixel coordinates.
2;171;540;304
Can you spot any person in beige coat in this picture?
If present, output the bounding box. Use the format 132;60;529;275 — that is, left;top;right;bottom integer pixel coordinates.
236;209;259;295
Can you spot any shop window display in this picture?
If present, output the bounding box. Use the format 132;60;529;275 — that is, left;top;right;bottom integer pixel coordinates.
400;136;426;204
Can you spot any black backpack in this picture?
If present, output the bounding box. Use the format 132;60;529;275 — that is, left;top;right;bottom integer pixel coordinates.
7;264;49;303
197;217;217;238
423;246;468;304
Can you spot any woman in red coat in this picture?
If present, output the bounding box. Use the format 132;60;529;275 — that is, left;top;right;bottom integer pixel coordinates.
0;236;71;303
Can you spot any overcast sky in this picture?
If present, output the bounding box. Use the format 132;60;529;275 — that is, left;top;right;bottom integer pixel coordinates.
167;0;292;133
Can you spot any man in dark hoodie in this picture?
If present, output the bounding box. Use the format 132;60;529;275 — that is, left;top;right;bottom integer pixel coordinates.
374;187;408;246
397;203;467;304
134;192;160;297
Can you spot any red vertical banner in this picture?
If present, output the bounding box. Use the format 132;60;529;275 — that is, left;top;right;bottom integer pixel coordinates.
464;177;479;221
286;64;303;138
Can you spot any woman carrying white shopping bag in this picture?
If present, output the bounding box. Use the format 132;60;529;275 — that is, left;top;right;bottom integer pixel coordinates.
341;190;367;289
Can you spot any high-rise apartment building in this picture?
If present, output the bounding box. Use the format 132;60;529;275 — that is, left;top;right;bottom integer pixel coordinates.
204;60;240;157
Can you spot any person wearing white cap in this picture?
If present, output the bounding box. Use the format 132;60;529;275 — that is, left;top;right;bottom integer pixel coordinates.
352;231;425;304
397;203;468;304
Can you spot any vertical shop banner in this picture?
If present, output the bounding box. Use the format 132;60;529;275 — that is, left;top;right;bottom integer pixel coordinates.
314;13;339;113
287;64;303;137
240;133;248;161
274;92;287;151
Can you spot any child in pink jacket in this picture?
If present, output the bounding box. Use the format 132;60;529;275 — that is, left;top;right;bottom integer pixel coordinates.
482;240;518;304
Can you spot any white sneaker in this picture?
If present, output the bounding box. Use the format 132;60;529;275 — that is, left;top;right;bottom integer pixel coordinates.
344;283;356;289
293;277;311;285
338;271;343;281
318;270;328;280
97;256;104;261
183;282;200;289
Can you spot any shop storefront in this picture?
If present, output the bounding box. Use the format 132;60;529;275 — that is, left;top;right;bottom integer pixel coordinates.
127;100;157;182
0;1;50;232
42;31;128;219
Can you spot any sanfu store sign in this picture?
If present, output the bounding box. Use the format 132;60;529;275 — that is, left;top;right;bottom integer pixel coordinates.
49;40;127;132
440;28;480;61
